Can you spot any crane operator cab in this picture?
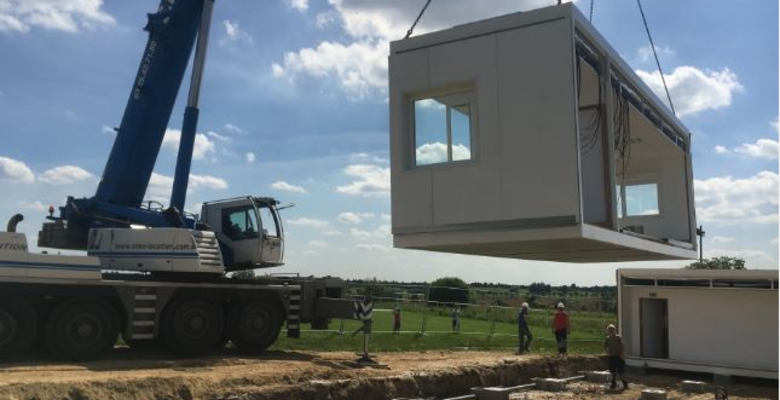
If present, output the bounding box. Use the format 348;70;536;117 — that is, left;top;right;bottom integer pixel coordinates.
200;197;285;271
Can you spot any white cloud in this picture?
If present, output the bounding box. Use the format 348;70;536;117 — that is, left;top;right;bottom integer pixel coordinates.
101;125;115;135
38;165;93;185
635;66;743;117
17;200;48;212
272;0;568;98
224;123;245;135
695;171;778;224
0;156;34;183
245;152;256;163
287;217;329;228
147;172;227;203
381;213;391;221
734;138;779;160
350;152;387;164
350;224;391;240
710;236;736;243
271;181;308;194
288;0;309;12
771;118;779;133
0;0;115;33
336;164;390;197
162;128;216;161
323;229;343;236
355;243;390;252
272;40;387;98
206;131;231;142
189;174;228;190
315;11;338;28
637;44;676;63
713;138;779;160
415;142;471;165
714;145;730;154
338;212;375;224
220;19;253;45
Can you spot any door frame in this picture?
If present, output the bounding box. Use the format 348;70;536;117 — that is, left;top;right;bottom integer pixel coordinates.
639;297;669;359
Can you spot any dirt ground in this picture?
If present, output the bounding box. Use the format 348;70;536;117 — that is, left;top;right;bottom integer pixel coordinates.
0;349;774;400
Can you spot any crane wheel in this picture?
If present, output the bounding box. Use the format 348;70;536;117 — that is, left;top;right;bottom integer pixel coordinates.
162;297;224;355
0;296;37;360
227;300;282;353
44;298;119;361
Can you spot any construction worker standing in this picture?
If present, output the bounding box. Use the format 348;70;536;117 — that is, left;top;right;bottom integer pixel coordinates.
604;324;629;389
392;307;401;333
518;302;532;354
552;302;570;356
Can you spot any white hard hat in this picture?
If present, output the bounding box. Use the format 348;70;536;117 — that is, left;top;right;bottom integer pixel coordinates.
557;302;565;309
521;302;529;308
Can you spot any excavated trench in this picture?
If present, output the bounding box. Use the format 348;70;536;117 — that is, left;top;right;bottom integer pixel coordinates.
0;353;605;400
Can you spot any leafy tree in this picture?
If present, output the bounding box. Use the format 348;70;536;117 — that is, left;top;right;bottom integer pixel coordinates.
429;277;469;304
685;256;746;270
358;278;396;299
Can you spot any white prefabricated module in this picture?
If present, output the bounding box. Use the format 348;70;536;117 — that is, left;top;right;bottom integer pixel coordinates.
618;269;778;379
389;3;697;262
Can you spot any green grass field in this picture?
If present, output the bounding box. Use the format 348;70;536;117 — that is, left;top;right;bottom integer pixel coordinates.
271;304;616;354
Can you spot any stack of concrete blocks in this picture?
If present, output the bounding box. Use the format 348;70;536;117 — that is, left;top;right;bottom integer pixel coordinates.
389;3;698;263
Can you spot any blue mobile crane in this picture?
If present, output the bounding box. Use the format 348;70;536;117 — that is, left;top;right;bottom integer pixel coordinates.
0;0;363;361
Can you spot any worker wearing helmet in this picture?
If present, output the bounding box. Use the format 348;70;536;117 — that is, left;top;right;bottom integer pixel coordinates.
552;302;570;356
517;302;532;354
604;324;629;390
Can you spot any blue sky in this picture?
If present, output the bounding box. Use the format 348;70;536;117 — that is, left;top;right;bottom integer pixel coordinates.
0;0;777;285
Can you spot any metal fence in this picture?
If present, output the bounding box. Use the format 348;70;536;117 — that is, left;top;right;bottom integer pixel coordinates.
301;282;618;345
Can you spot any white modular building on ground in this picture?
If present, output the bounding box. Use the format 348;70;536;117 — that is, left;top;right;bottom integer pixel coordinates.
617;268;779;379
389;3;697;263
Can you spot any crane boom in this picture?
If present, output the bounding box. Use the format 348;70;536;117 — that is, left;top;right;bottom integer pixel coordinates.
40;0;211;250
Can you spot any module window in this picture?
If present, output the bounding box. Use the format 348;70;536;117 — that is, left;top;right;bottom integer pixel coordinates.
413;91;474;166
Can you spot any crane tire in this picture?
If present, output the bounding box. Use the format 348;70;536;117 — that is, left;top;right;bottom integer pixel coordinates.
162;297;224;355
0;296;37;360
45;298;119;361
227;300;282;353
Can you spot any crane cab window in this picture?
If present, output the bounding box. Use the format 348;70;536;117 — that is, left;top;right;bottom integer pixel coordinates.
221;207;260;241
258;206;280;238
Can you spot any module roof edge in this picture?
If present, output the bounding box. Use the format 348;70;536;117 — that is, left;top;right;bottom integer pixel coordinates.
570;7;691;142
617;268;779;279
390;3;572;54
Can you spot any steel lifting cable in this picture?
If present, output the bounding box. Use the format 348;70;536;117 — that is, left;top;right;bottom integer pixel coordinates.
636;0;676;115
589;0;594;22
404;0;433;39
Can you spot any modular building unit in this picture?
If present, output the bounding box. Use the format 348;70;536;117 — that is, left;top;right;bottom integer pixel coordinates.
618;268;779;379
389;3;697;262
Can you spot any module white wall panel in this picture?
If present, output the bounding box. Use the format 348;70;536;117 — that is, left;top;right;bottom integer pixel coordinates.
496;19;581;222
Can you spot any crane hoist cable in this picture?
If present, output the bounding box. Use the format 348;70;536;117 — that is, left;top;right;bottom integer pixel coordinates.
589;0;594;22
636;0;676;116
405;0;433;39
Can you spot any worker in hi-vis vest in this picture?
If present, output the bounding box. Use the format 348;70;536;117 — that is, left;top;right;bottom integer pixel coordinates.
552;302;570;356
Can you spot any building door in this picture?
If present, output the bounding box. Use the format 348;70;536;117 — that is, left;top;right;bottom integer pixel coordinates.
640;298;669;358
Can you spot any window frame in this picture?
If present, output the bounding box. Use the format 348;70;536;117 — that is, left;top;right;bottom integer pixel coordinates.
617;179;662;219
221;206;261;241
409;87;477;169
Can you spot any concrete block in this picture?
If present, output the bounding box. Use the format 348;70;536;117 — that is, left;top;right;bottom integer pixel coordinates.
681;380;706;394
640;389;667;400
584;370;611;383
532;378;567;392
